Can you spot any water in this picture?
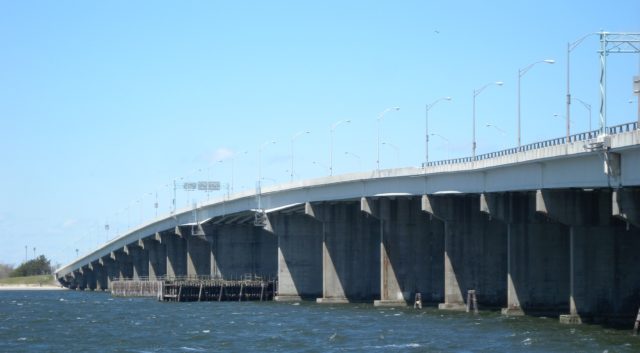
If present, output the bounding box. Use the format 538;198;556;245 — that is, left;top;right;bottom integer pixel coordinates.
1;291;638;352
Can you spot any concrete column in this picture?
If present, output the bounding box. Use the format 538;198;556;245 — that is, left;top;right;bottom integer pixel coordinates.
140;235;166;280
112;250;133;280
80;267;96;291
369;197;444;307
73;270;86;290
315;201;380;304
90;262;108;291
125;243;149;280
99;255;119;290
272;206;323;301
210;222;277;280
481;192;524;316
187;234;211;277
536;188;640;325
423;194;507;311
163;227;187;278
612;188;640;229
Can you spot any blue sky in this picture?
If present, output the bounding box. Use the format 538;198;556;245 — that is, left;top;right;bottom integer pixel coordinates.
1;1;638;266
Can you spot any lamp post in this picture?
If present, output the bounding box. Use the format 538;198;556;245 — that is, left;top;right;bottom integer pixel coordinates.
473;82;503;159
573;98;592;131
425;97;452;165
330;120;350;176
291;131;310;182
518;59;555;147
376;107;400;172
566;33;596;140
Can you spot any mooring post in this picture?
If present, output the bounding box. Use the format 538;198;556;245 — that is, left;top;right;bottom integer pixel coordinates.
414;293;422;309
467;290;478;314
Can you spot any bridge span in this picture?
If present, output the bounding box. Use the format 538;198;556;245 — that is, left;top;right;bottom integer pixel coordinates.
56;123;640;325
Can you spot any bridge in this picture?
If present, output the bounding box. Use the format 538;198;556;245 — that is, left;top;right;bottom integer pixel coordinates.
56;122;640;325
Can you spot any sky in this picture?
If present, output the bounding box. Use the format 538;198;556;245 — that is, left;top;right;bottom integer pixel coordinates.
0;1;638;267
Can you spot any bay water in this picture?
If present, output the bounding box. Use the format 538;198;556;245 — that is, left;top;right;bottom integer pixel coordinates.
1;290;638;352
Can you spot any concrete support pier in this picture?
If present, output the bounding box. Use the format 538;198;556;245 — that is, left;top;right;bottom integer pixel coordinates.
209;223;277;280
423;194;507;311
272;206;323;301
164;228;187;278
140;236;166;280
369;197;444;307
187;233;211;277
315;201;380;304
125;243;149;280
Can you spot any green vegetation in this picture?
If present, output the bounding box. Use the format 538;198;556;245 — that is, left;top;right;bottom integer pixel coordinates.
10;255;51;277
0;274;56;286
0;263;12;279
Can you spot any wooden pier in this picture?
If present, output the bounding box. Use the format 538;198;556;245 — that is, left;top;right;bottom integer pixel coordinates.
110;276;276;302
160;278;275;302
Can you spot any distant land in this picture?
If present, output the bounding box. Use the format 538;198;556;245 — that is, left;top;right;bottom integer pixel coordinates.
0;275;65;290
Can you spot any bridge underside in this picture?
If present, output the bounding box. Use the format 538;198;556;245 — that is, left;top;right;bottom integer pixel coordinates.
59;187;640;327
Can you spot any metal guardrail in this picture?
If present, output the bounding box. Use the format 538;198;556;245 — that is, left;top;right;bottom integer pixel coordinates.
424;122;638;167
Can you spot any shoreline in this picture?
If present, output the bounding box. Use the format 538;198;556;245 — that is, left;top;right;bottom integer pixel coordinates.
0;284;67;291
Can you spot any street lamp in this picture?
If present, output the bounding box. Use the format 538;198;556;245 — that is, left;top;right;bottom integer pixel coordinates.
573;98;592;131
376;107;400;172
566;33;596;140
518;59;555;147
473;82;503;159
291;131;310;182
425;97;452;165
330;120;350;176
486;123;506;135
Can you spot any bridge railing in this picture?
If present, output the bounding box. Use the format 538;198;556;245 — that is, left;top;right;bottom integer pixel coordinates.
424;121;638;167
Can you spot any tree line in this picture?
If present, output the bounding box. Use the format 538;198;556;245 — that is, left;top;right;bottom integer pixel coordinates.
0;255;55;278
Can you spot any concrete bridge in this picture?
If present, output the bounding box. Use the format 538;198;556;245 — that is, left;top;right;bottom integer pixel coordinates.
56;122;640;325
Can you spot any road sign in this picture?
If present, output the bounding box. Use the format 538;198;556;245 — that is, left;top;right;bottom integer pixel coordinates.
198;181;220;191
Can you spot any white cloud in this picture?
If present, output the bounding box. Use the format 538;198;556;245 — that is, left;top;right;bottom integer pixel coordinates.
62;219;78;228
212;147;235;162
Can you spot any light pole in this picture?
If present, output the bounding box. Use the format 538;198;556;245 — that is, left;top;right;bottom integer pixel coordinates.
425;97;452;165
518;59;555;147
376;107;400;172
330;120;350;176
567;33;596;140
573;98;592;131
473;82;503;159
291;131;310;182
